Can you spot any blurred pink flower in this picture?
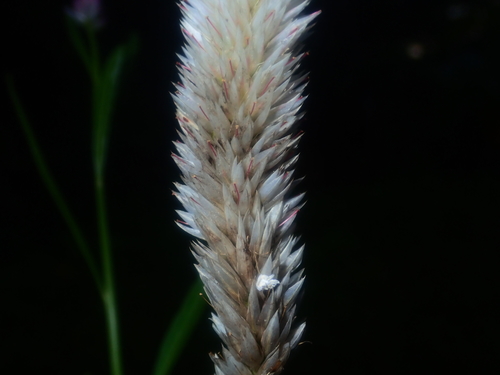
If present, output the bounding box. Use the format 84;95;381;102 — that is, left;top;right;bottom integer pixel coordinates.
66;0;103;27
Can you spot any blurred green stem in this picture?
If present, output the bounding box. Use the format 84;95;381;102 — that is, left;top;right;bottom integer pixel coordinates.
10;14;205;375
85;24;124;375
86;22;101;88
96;170;122;375
5;75;102;292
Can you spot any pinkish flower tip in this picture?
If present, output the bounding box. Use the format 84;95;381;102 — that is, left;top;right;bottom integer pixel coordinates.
66;0;103;28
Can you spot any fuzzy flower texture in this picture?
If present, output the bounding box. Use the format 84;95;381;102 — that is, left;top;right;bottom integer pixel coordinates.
172;1;319;374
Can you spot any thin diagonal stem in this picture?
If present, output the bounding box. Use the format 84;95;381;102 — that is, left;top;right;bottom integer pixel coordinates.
6;75;102;292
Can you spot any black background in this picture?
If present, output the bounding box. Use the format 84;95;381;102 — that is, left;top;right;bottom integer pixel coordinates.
2;0;500;374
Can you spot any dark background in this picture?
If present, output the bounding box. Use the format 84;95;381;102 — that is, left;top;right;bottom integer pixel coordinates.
2;0;500;374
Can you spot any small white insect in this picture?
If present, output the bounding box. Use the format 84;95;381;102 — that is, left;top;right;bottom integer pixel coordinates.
256;274;280;291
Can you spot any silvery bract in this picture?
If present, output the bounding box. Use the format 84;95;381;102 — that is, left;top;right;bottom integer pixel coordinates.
172;1;319;374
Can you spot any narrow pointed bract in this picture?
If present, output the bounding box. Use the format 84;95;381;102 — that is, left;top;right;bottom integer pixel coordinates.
172;1;319;374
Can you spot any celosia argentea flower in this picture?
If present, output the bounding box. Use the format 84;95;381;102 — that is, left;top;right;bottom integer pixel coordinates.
172;1;319;374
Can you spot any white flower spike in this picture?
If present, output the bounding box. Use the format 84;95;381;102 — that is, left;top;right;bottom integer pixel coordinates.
172;0;319;374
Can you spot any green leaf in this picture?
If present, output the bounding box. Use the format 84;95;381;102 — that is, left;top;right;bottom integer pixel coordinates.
152;279;206;375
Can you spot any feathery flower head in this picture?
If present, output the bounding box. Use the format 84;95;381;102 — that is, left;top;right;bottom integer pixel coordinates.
172;1;319;374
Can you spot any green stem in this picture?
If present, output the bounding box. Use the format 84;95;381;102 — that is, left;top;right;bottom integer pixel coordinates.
96;174;123;375
5;75;102;292
86;22;101;87
85;25;124;375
